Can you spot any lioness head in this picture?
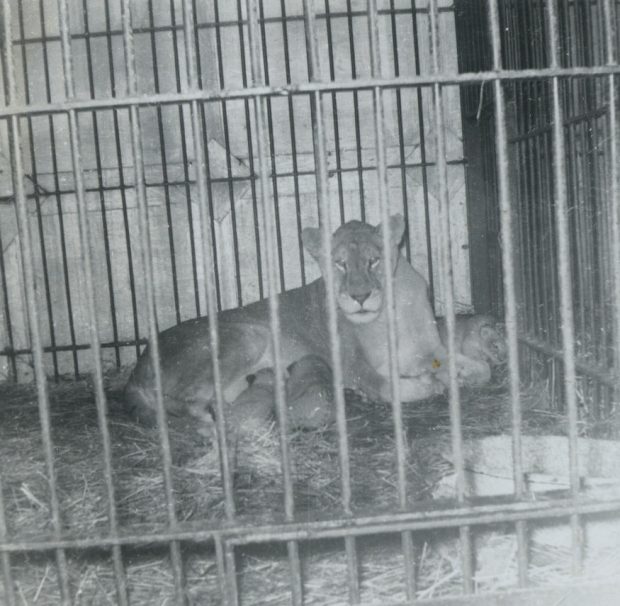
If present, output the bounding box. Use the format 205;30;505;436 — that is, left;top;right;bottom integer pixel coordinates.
302;215;405;324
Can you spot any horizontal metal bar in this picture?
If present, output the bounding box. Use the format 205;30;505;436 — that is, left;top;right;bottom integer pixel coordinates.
1;66;620;120
2;494;619;554
520;334;618;388
507;106;609;143
8;4;455;47
415;581;620;606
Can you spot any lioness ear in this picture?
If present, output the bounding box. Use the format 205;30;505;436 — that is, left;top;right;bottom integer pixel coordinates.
375;214;406;248
301;226;323;261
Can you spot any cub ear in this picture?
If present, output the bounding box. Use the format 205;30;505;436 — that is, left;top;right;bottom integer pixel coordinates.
376;214;405;248
301;226;323;261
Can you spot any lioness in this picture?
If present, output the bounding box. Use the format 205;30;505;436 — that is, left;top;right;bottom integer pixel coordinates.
436;314;507;386
125;215;478;425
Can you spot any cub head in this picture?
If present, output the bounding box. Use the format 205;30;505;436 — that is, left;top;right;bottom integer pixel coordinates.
472;317;507;365
302;215;405;324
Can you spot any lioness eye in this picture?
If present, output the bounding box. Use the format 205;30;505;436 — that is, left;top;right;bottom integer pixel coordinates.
335;260;347;272
368;257;380;269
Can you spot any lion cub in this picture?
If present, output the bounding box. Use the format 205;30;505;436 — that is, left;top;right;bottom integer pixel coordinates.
435;314;506;385
229;354;334;433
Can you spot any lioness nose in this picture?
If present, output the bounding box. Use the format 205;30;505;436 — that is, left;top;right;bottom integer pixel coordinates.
352;292;371;306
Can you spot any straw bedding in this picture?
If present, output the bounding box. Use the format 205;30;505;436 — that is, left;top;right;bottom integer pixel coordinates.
0;368;618;604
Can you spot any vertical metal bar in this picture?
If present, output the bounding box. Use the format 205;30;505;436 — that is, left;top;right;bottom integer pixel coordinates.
324;0;347;224
409;0;435;304
80;0;122;368
367;0;417;598
146;0;182;324
224;542;239;606
487;0;527;587
303;0;358;601
189;2;224;312
257;1;287;291
0;477;16;606
213;0;245;305
345;0;367;221
167;0;201;318
388;0;412;262
102;0;142;361
546;0;582;575
1;1;71;601
15;1;60;380
214;535;227;602
36;0;81;378
0;227;17;380
428;0;473;594
182;0;235;522
279;0;307;285
245;2;301;603
55;1;128;601
602;0;620;415
120;0;186;600
233;0;265;297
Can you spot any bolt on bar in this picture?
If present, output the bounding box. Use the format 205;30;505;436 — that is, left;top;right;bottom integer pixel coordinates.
303;1;360;601
55;0;129;601
245;1;302;603
0;477;16;606
546;0;584;575
367;0;418;599
120;0;186;600
487;0;528;588
602;0;620;408
1;0;72;601
428;0;474;594
182;0;235;524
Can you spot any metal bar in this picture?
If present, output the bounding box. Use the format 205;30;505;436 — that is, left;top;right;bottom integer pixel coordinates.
213;0;244;306
2;493;620;553
37;0;81;378
245;2;301;603
3;66;620;119
80;0;121;369
0;228;17;381
102;0;142;362
279;0;307;285
324;0;346;224
303;0;358;600
55;0;128;601
257;0;286;292
546;0;583;575
10;5;458;47
487;0;527;587
168;0;201;318
0;477;16;606
428;0;473;594
388;0;412;262
602;0;620;415
120;0;186;600
191;4;224;312
224;542;239;606
182;0;236;522
231;0;265;301
345;0;367;221
1;1;71;601
147;0;182;324
15;1;60;380
368;0;418;600
410;0;435;302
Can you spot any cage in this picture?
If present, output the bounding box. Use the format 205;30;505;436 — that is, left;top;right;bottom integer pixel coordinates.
0;0;619;604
